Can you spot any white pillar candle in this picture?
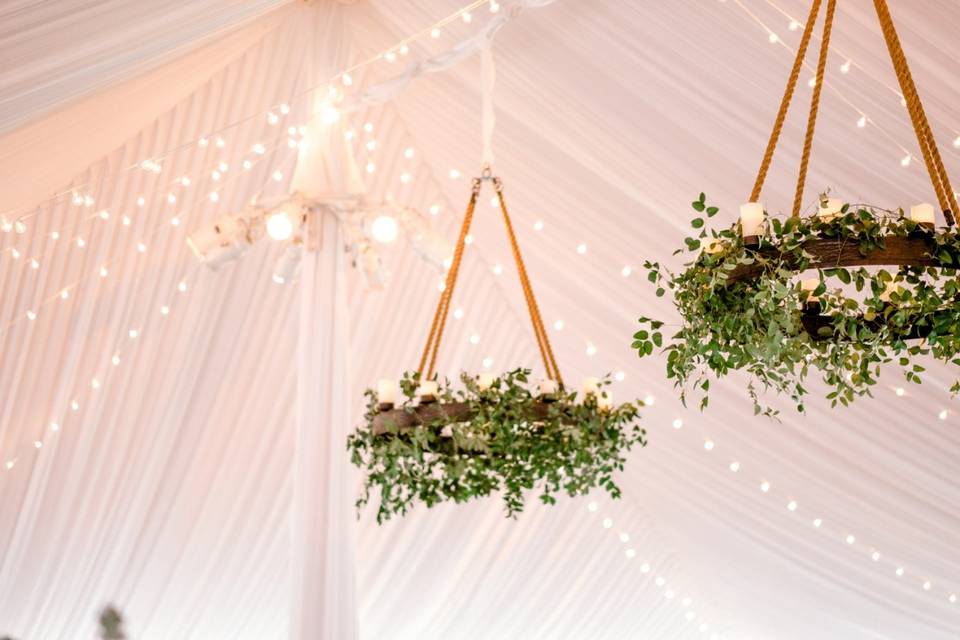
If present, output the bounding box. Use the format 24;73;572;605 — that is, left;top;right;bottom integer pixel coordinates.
817;198;842;220
801;279;820;302
477;373;496;390
416;380;439;401
598;391;613;412
377;379;397;406
910;203;935;226
582;377;600;397
739;203;765;238
879;281;900;303
539;379;558;396
704;239;724;255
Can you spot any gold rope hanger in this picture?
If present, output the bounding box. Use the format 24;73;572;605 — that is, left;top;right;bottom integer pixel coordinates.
417;166;564;387
749;0;956;224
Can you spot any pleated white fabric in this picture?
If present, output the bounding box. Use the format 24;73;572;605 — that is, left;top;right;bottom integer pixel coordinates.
1;1;960;639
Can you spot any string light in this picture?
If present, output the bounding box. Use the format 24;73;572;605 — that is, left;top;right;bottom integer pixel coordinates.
553;319;564;330
533;220;544;231
672;418;683;429
576;243;587;255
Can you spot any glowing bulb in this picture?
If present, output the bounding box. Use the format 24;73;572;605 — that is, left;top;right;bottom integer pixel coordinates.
587;501;598;512
449;168;461;179
619;532;630;543
655;576;665;587
490;0;500;12
171;217;181;227
71;400;79;411
181;176;191;186
576;243;587;255
789;19;800;31
431;27;441;38
4;460;13;470
215;136;225;148
469;334;480;345
453;308;464;320
370;215;399;243
625;548;636;559
50;423;59;432
813;518;822;528
464;234;474;245
400;173;411;184
923;581;931;591
100;266;108;277
615;371;625;382
482;356;493;368
602;517;613;529
26;310;36;321
586;343;597;356
787;500;797;511
364;122;374;133
954;136;960;149
99;210;110;220
399;44;409;56
60;289;69;300
252;143;266;155
901;154;912;167
640;563;650;574
267;111;279;125
703;440;714;451
621;265;632;277
384;51;397;63
896;567;904;577
534;220;544;231
429;204;441;216
554;320;564;330
729;461;740;472
857;115;867;128
129;329;138;339
51;231;60;240
840;59;851;73
643;394;655;406
122;216;131;226
112;355;120;365
76;237;85;248
949;594;957;603
209;192;219;202
760;480;770;493
768;32;778;43
167;193;177;204
846;534;856;545
137;242;147;253
462;11;472;22
198;137;209;147
366;162;376;174
672;418;683;429
895;387;905;397
807;77;816;88
871;551;881;562
342;73;353;86
939;409;948;420
91;378;100;389
492;263;503;275
266;211;295;241
160;305;169;315
279;103;290;114
178;281;187;292
404;147;415;159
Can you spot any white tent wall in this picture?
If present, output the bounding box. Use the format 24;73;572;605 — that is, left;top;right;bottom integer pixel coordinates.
1;1;959;639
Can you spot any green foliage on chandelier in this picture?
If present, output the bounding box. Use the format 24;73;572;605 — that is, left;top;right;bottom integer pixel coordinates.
347;369;645;523
634;192;960;416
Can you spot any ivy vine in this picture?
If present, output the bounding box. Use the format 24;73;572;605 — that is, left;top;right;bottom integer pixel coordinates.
634;192;960;416
348;369;645;523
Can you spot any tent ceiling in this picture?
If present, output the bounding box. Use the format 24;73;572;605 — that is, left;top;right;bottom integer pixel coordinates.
1;1;959;638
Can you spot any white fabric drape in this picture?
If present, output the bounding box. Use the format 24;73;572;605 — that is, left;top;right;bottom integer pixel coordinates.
293;209;358;640
2;1;960;639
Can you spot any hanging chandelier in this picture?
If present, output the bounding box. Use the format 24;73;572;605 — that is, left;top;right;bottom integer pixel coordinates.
348;168;645;523
634;0;960;416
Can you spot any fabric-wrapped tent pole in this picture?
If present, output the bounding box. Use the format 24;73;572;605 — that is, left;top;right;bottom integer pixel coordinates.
289;3;362;639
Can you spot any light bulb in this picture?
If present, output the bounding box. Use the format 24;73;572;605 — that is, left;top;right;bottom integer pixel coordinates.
462;11;472;22
787;500;797;511
846;534;856;545
621;265;632;277
760;480;770;493
370;215;399;243
160;305;170;315
321;104;340;124
871;551;881;562
768;32;778;43
576;243;587;255
215;136;225;148
813;518;822;528
482;356;493;368
896;567;904;577
469;334;480;345
586;343;597;356
672;418;683;429
279;103;290;114
841;59;851;73
625;548;636;559
404;147;415;158
857;115;867;128
50;423;59;432
384;51;397;63
939;409;948;420
400;173;411;184
534;219;544;231
429;204;441;216
453;308;464;320
615;371;625;382
640;563;650;574
449;168;461;179
729;461;740;472
619;532;630;543
266;212;295;241
703;440;714;451
272;170;284;182
366;162;376;174
554;320;564;330
431;28;441;38
901;154;912;167
492;263;503;275
602;517;613;529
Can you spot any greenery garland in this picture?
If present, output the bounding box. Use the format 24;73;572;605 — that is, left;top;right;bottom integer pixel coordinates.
634;192;960;416
347;369;645;523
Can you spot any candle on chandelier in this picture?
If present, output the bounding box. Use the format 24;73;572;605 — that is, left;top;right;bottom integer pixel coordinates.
598;391;613;412
417;380;439;403
910;203;935;230
582;377;600;398
801;279;821;313
478;373;496;391
879;280;900;303
739;203;764;246
539;378;559;401
377;379;397;410
817;197;843;221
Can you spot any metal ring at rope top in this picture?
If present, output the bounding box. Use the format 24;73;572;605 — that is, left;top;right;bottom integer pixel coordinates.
480;164;493;180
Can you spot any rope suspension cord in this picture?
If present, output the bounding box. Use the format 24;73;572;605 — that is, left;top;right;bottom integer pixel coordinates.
416;174;565;385
792;0;836;217
749;0;823;204
417;180;480;380
493;177;564;387
873;0;958;225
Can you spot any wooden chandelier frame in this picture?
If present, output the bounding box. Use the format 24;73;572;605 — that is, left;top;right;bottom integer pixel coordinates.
730;0;958;339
